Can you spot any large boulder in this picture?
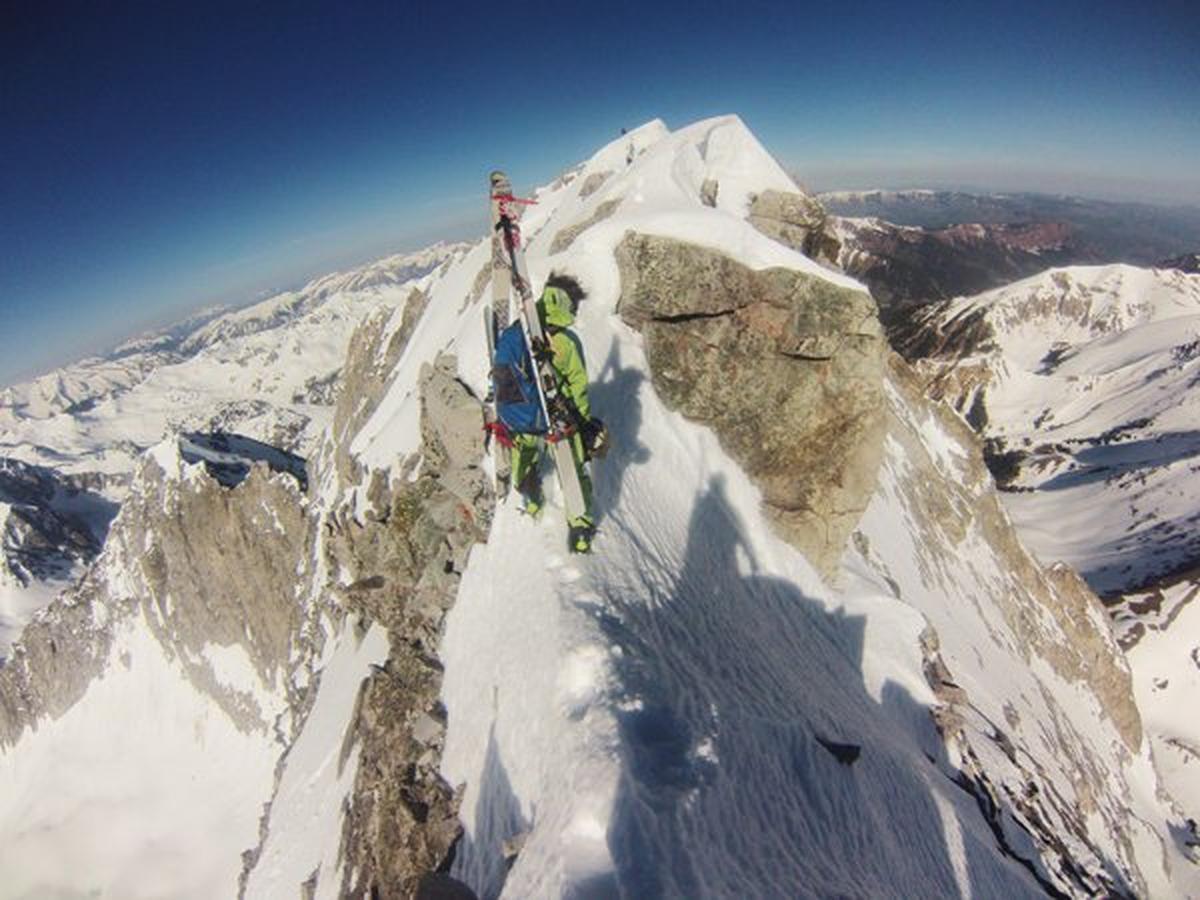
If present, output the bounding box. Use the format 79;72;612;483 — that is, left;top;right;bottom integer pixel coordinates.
616;233;886;576
748;189;841;266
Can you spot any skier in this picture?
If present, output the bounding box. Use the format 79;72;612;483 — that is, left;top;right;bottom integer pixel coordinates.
511;272;603;553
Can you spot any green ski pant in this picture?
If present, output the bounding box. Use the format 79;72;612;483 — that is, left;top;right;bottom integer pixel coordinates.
511;432;593;527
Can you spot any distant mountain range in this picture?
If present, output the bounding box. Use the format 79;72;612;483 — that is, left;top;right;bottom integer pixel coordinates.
821;189;1200;261
889;261;1200;814
821;190;1200;326
0;240;468;653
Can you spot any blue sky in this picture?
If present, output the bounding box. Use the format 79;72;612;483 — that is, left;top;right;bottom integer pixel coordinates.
2;1;1197;384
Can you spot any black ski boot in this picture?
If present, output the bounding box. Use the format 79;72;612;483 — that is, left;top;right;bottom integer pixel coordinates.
568;522;595;554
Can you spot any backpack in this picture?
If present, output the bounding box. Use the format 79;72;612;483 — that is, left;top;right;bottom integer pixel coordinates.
492;323;547;435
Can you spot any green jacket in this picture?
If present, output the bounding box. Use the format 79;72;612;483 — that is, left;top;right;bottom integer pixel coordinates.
538;286;590;419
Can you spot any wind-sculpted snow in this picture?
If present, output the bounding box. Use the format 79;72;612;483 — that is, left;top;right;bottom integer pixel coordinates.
5;114;1199;899
430;117;1196;897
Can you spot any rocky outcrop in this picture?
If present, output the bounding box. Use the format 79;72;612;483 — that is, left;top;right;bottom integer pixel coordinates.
857;354;1151;895
323;352;489;898
0;576;112;746
615;232;886;576
328;288;430;495
577;172;610;199
550;198;622;254
0;445;311;746
748;189;841;266
125;457;309;721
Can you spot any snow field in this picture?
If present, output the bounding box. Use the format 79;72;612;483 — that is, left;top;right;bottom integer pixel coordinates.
244;616;390;899
426;117;1056;896
0;611;281;899
1125;584;1200;823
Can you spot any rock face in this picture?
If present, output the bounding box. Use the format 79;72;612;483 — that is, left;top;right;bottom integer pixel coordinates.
0;444;310;748
853;355;1153;895
326;352;489;898
748;189;842;266
239;282;492;898
576;171;610;199
615;232;886;576
550;198;622;254
1;458;105;592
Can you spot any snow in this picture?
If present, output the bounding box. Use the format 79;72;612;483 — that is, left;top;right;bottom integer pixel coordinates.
0;611;281;899
202;638;288;726
432;117;1056;897
5;112;1198;898
932;264;1200;595
0;576;60;659
243;616;389;899
1125;582;1200;820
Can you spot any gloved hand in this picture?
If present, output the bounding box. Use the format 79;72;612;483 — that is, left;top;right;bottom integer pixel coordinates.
530;337;553;364
580;417;609;460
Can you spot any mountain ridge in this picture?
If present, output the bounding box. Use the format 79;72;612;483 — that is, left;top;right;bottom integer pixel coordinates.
0;116;1196;898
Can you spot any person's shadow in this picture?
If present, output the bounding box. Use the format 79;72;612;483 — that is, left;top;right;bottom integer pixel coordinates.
573;475;1096;898
586;339;650;527
450;719;530;900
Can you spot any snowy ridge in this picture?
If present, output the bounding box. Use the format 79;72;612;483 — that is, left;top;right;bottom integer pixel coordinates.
0;241;467;644
3;114;1198;897
914;264;1200;595
336;117;1193;895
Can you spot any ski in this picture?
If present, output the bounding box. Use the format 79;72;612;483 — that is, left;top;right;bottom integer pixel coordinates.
486;172;515;494
490;170;589;523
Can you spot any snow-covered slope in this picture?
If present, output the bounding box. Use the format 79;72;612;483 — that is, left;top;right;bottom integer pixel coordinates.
338;117;1195;896
902;264;1200;596
898;262;1200;835
0;241;467;652
4;116;1198;898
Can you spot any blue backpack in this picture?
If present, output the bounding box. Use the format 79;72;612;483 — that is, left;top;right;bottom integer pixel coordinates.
493;323;547;435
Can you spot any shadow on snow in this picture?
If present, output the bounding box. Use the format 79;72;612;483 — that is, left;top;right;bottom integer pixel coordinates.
580;475;1071;898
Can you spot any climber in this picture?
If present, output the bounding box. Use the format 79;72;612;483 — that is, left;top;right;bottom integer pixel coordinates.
512;272;606;553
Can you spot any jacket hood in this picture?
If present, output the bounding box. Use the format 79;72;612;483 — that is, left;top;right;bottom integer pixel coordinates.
538;286;575;328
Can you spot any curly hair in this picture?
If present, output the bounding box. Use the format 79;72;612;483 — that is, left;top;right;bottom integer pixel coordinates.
545;271;588;308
